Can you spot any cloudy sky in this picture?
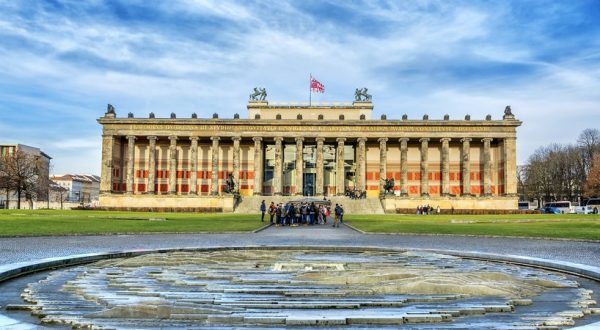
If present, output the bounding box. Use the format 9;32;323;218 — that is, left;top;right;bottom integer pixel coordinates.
1;1;599;174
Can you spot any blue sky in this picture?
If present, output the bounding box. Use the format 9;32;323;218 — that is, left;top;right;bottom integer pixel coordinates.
1;0;600;174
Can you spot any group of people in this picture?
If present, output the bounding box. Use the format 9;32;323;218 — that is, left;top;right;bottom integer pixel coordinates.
260;200;345;228
344;188;366;199
417;204;441;215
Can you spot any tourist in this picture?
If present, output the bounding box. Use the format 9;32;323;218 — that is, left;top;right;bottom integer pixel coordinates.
260;200;266;222
295;204;301;225
309;202;316;225
317;205;324;224
417;205;421;215
301;203;308;225
339;205;344;223
268;202;276;224
275;203;282;226
436;205;441;215
333;204;341;228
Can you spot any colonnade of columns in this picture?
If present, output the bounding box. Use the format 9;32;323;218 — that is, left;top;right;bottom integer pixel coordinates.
99;135;517;197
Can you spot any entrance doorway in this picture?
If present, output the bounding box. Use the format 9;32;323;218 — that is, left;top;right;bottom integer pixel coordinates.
303;173;315;196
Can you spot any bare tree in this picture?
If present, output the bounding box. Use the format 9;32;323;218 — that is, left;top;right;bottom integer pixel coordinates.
1;150;44;209
49;181;68;209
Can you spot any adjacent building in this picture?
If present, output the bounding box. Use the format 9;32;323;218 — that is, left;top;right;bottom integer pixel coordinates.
51;174;100;203
97;98;521;212
0;143;51;209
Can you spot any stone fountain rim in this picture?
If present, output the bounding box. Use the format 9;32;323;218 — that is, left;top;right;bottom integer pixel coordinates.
2;245;599;285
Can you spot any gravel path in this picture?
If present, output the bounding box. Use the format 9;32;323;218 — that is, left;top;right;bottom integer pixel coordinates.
1;224;599;267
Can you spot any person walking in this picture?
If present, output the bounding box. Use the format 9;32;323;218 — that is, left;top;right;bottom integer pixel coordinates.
333;204;341;228
275;203;282;226
260;200;266;222
339;204;344;223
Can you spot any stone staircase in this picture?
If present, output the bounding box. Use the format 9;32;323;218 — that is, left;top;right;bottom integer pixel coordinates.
234;195;385;214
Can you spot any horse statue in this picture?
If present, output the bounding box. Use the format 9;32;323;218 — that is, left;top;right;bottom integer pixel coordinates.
354;88;372;102
250;87;268;101
382;177;395;194
224;173;236;194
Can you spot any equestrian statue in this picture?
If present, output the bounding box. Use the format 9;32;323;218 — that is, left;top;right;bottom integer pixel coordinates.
354;87;372;102
249;87;267;101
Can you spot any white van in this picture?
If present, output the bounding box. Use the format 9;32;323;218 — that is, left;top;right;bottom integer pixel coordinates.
543;201;574;214
576;198;600;214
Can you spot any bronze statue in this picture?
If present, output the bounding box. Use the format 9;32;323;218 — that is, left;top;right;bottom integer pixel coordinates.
382;177;395;194
354;88;372;102
107;104;115;114
224;173;236;194
504;105;513;116
249;87;267;101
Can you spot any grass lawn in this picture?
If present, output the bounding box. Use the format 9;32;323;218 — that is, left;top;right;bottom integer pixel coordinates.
0;210;264;237
346;214;600;241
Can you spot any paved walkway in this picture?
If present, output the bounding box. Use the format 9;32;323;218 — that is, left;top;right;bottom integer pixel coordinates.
0;224;599;267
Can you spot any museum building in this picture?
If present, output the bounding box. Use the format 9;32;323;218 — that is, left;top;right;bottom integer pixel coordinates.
97;99;521;212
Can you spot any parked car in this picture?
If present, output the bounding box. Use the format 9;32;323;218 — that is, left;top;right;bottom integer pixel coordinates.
576;198;600;214
542;206;561;214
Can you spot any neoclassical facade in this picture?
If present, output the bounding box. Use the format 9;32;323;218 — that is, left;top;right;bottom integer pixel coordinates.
98;100;521;212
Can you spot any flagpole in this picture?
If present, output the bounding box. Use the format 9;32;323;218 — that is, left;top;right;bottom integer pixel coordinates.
309;74;312;106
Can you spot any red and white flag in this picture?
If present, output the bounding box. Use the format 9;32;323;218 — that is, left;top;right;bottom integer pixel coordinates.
310;76;325;93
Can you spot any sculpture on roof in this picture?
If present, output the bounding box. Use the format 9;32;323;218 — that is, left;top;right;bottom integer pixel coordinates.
504;105;513;116
249;87;267;101
106;104;115;114
354;87;372;102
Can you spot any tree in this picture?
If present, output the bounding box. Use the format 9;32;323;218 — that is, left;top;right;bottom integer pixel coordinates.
584;154;600;197
49;181;68;209
0;150;44;209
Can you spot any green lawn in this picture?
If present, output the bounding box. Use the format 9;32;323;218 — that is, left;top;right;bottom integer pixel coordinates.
0;210;263;237
346;214;600;241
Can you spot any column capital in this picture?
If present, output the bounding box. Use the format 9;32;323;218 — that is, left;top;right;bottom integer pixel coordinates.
315;137;325;143
252;136;263;142
398;137;409;143
168;135;178;141
460;138;472;143
231;136;242;142
189;136;199;141
295;137;304;143
357;137;367;143
147;136;157;141
378;137;388;143
481;137;493;143
210;136;220;142
274;136;284;143
336;137;346;143
126;135;136;141
419;137;430;143
440;137;451;143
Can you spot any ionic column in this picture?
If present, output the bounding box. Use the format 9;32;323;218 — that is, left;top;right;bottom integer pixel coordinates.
273;137;283;195
232;136;241;193
336;138;346;195
503;137;517;196
100;134;114;193
399;138;409;196
482;138;493;196
168;136;178;194
378;138;388;195
356;137;367;192
252;137;263;195
147;136;157;193
441;138;451;196
295;137;304;195
189;137;199;194
461;138;472;196
126;135;136;194
419;138;429;196
210;136;220;195
315;137;325;196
